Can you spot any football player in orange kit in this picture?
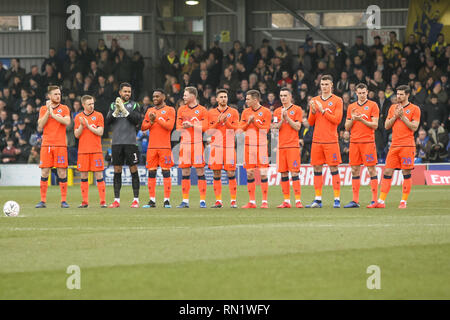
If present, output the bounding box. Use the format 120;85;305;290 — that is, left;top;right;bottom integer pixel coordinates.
176;86;209;208
74;95;106;208
306;75;343;208
141;89;175;208
272;87;304;208
240;90;272;209
375;85;420;209
36;86;71;208
344;83;380;208
207;89;240;208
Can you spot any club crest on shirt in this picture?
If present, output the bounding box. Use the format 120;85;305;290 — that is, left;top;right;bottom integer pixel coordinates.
406;109;410;114
195;110;200;114
92;116;96;120
328;102;333;106
290;110;294;115
258;112;263;116
227;113;231;118
364;106;369;110
161;110;166;114
57;109;62;113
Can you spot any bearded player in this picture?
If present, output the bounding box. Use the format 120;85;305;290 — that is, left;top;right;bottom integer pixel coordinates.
207;89;240;208
35;86;71;208
375;85;420;209
272;87;303;208
141;89;175;208
74;95;106;208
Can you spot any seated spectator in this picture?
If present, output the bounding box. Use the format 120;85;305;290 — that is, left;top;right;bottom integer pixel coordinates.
424;94;447;129
15;137;31;163
263;92;281;112
428;120;449;162
1;139;18;163
27;145;40;164
418;57;443;83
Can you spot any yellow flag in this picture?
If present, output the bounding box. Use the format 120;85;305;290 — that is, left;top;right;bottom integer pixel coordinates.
406;0;449;43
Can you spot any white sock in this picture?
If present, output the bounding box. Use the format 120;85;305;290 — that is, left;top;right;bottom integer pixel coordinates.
315;196;322;201
216;199;222;203
334;197;340;201
250;200;256;204
114;198;120;203
296;199;301;203
400;200;407;204
378;199;384;204
150;197;156;202
134;198;139;202
262;200;268;204
164;198;170;202
284;199;291;204
183;199;189;204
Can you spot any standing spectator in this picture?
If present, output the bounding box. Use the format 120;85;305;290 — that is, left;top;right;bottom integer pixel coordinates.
0;61;7;89
418;57;443;83
5;58;26;88
339;131;350;164
424;94;447;129
415;129;431;163
383;31;403;60
349;35;369;60
161;49;181;81
95;38;109;60
57;39;74;66
131;51;144;99
41;48;60;74
98;50;114;76
114;49;132;83
427;120;449;162
15;137;31;163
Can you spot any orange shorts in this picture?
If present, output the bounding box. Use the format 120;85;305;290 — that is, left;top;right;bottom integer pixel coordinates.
146;148;173;170
39;146;68;168
277;147;301;172
310;143;341;166
209;145;236;171
385;146;415;170
77;153;104;172
244;144;269;169
349;142;377;166
179;143;205;168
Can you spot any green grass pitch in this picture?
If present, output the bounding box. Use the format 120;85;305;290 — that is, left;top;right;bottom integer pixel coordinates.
1;184;450;299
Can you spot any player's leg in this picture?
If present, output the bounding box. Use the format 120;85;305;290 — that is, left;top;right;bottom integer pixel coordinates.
325;144;342;208
277;148;290;208
196;167;207;208
227;170;237;208
260;167;269;208
109;145;124;207
306;143;324;208
345;143;361;208
79;170;89;208
94;170;106;207
212;170;223;207
178;167;191;208
344;165;361;208
399;168;412;208
287;148;302;207
398;147;415;208
145;149;158;208
376;148;400;207
277;171;291;208
37;167;50;208
55;147;69;208
241;168;257;208
127;145;141;208
366;165;378;208
161;169;172;208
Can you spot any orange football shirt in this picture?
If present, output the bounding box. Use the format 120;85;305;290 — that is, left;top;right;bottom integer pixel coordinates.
273;104;303;148
39;104;70;147
346;100;379;143
387;102;421;147
142;105;175;149
176;104;208;145
208;106;240;148
308;94;343;143
74;111;104;154
240;106;272;146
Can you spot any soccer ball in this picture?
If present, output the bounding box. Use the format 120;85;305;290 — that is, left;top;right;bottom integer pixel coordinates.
3;201;20;217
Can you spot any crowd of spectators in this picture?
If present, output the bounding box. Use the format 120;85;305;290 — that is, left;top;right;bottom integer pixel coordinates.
1;31;449;166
